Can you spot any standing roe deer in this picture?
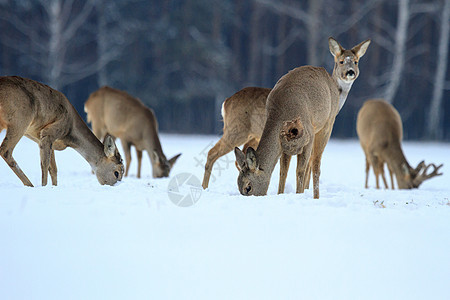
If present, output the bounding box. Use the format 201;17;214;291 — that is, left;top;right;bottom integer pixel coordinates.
0;76;124;186
356;99;443;189
202;87;270;189
234;37;371;199
84;86;181;178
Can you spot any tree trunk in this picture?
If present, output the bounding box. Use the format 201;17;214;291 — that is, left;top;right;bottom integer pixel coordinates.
247;2;262;85
426;0;450;139
306;0;322;66
384;0;410;104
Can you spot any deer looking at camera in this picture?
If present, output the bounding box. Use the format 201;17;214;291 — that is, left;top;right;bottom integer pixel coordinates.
84;86;181;178
234;37;371;199
356;99;443;189
202;87;271;189
0;76;124;187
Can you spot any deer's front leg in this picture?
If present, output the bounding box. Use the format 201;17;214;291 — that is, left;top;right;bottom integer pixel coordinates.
49;150;58;186
278;153;291;194
39;136;54;186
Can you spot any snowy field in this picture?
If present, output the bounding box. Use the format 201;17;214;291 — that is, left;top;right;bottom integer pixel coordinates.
1;131;449;300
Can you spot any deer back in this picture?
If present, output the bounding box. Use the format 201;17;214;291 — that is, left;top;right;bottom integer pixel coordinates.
222;87;269;139
356;99;403;157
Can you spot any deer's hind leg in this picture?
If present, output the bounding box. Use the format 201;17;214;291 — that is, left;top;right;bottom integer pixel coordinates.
367;153;387;189
0;126;33;187
202;131;248;189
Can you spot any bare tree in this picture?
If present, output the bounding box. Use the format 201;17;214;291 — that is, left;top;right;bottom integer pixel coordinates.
383;0;410;103
426;0;450;139
0;0;96;90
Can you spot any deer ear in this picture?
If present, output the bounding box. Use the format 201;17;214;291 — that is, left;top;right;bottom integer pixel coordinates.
151;150;162;163
402;163;411;179
246;147;259;171
234;147;246;170
414;160;425;173
329;37;344;57
168;153;181;168
352;39;371;58
103;134;117;158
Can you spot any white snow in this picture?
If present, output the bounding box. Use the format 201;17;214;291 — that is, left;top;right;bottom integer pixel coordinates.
1;131;449;300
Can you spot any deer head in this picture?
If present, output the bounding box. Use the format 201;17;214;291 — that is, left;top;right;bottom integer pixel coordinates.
95;134;124;185
399;161;443;189
329;37;371;83
234;147;270;196
151;151;181;178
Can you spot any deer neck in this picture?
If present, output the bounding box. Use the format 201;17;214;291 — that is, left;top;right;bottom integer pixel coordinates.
256;120;282;175
384;142;411;181
144;125;165;161
332;68;354;112
68;112;106;169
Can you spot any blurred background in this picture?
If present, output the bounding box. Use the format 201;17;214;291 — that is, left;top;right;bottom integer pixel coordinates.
0;0;448;140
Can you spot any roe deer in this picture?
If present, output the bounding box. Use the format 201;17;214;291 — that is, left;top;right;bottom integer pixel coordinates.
0;76;124;187
84;86;181;178
234;37;371;199
356;99;443;189
202;87;270;189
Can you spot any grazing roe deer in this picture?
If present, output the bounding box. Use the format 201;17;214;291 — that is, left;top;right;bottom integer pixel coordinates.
0;76;124;187
202;87;270;189
356;99;443;189
234;37;371;199
84;86;181;178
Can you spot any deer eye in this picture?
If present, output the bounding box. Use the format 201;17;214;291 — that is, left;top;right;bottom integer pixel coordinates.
114;171;119;178
339;61;344;64
354;61;358;65
245;184;252;194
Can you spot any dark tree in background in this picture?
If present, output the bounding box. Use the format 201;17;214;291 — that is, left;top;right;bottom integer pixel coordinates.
0;0;449;140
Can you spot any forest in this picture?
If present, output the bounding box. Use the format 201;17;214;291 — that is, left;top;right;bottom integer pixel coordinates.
0;0;449;140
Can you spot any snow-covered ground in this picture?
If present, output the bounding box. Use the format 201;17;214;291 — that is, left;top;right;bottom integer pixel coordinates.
1;131;449;300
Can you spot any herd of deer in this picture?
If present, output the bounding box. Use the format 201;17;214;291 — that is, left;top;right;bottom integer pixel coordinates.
0;37;443;198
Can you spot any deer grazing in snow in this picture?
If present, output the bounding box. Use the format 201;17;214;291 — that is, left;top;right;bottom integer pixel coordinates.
202;87;271;189
356;99;443;189
234;37;371;199
0;76;124;187
84;86;181;179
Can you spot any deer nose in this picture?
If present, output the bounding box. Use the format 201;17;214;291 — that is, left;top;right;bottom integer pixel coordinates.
346;70;355;77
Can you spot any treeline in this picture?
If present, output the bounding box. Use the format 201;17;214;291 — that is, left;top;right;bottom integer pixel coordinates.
0;0;449;140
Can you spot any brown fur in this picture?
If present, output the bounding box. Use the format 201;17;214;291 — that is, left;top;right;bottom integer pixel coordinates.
356;99;443;189
0;76;124;187
85;86;180;178
202;87;270;189
235;37;371;199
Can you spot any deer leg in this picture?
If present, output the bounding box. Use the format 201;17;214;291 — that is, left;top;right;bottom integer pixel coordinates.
379;162;389;189
39;135;54;186
242;138;259;154
48;150;58;186
0;128;33;187
121;140;132;177
364;157;370;189
387;165;395;189
310;128;333;199
278;153;291;194
304;159;312;189
296;140;314;194
202;133;248;189
136;149;143;178
368;154;382;189
39;120;68;186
